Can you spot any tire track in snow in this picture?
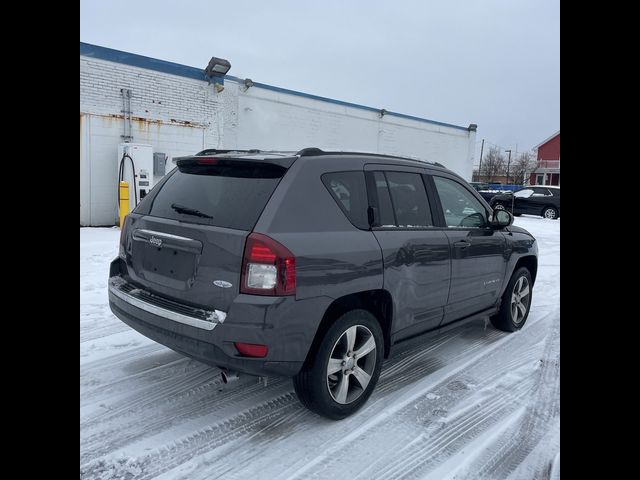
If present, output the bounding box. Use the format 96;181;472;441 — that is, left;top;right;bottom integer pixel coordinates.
454;307;560;479
82;369;294;467
368;372;534;480
81;343;168;394
80;320;511;480
80;310;553;480
306;324;547;480
162;326;519;480
81;393;302;480
251;322;543;480
80;311;131;343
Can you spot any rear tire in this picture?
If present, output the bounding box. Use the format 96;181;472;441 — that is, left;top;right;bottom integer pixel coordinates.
293;309;384;420
542;206;559;219
491;267;533;332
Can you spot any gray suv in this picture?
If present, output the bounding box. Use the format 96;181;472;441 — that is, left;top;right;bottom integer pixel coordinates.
109;148;538;419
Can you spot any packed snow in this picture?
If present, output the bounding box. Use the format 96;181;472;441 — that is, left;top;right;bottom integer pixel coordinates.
80;216;560;480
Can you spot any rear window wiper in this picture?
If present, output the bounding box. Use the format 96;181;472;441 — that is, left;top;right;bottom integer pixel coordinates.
171;203;213;219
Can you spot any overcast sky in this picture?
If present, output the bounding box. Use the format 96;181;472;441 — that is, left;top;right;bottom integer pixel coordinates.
80;0;559;161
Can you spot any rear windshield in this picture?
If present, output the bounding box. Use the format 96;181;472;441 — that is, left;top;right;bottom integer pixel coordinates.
147;162;285;231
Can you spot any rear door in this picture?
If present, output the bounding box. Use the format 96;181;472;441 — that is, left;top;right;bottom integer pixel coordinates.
365;164;450;341
120;157;291;312
528;187;554;214
428;174;507;325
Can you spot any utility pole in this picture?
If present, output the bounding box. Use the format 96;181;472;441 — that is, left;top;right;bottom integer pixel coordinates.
505;149;512;185
478;139;485;182
514;144;518;184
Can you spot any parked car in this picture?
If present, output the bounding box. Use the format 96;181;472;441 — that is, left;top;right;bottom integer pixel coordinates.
490;186;560;219
469;182;515;203
476;188;503;203
469;181;490;191
109;148;538;419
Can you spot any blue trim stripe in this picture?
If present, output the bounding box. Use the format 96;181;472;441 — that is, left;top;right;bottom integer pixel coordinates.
80;42;222;84
80;42;468;131
224;74;467;131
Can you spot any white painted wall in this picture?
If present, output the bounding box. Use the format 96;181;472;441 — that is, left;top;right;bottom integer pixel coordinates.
80;55;475;226
234;86;475;178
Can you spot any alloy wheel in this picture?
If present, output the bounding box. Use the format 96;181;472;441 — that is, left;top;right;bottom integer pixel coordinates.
511;276;530;324
326;325;377;404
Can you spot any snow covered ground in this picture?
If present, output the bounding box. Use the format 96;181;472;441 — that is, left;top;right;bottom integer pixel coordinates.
80;216;560;480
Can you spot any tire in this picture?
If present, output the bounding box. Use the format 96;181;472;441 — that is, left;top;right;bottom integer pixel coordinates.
493;203;506;211
293;309;384;420
542;206;559;219
490;267;533;332
513;213;522;217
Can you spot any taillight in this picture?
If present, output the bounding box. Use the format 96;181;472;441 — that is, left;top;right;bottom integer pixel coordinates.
240;233;296;296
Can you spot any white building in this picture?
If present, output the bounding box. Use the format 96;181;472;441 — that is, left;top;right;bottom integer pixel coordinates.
80;42;477;226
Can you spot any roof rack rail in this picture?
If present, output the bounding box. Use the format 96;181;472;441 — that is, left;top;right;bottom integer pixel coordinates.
295;147;445;168
195;148;262;155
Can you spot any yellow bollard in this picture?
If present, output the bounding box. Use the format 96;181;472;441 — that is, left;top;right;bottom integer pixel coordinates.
119;181;130;228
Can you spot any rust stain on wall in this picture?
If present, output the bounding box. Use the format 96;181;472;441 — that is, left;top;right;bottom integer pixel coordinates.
89;113;206;129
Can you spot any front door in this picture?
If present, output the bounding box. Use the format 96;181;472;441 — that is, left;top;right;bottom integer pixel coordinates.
365;166;450;341
430;175;508;325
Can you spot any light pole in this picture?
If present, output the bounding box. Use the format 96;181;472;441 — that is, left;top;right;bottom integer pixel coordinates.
478;139;485;182
505;149;512;185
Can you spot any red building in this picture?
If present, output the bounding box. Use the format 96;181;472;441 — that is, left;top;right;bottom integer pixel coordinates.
530;131;560;186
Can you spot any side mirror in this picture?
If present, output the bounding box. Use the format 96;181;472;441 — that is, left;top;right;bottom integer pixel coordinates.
489;209;513;228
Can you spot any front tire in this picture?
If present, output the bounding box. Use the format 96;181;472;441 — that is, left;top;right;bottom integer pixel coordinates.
493;203;506;211
293;309;384;420
491;267;533;332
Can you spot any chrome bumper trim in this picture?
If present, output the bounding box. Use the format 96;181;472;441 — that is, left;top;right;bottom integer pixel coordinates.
109;278;226;331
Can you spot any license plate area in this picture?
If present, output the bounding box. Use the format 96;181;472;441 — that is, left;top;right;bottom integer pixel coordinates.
142;244;196;279
131;229;203;290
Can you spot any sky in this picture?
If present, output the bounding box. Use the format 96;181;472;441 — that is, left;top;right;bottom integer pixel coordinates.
80;0;559;163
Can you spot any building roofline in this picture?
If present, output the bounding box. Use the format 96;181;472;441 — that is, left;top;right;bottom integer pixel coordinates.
533;130;560;149
80;42;469;132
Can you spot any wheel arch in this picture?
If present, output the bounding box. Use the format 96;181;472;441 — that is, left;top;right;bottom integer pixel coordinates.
303;290;394;368
514;255;538;286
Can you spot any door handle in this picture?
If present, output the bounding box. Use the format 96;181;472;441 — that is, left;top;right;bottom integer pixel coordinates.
454;240;471;249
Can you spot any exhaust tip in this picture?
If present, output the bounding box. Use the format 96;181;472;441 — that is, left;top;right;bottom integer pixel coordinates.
220;369;239;384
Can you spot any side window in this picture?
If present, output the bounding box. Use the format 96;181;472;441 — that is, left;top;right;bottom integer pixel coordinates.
384;171;433;227
433;176;487;228
513;188;534;198
532;187;551;197
321;171;369;229
373;172;396;226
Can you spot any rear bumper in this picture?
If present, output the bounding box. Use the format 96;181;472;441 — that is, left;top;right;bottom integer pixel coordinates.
108;259;331;377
